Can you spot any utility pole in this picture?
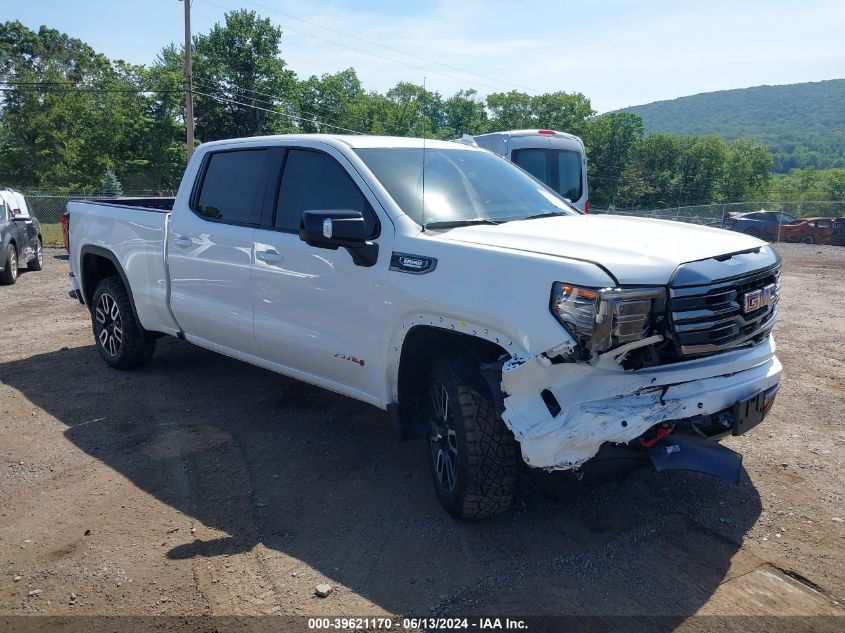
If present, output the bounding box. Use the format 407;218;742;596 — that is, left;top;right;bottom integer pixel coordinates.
183;0;194;161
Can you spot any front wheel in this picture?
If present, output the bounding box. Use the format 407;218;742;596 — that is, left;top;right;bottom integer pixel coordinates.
91;277;156;369
28;238;43;271
0;245;17;285
801;235;815;244
426;355;517;519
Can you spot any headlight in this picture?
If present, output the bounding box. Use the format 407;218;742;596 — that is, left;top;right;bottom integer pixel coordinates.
550;283;666;356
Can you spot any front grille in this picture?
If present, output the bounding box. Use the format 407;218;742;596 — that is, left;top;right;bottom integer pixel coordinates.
668;265;780;356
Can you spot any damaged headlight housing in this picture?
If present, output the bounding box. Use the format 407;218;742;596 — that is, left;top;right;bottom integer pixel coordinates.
550;283;666;356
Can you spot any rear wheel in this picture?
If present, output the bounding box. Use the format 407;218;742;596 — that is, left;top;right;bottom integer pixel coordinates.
0;245;17;285
801;235;815;244
425;355;517;519
91;276;156;369
27;238;43;271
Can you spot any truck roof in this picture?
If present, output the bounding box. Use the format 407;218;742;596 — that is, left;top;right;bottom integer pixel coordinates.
198;134;475;152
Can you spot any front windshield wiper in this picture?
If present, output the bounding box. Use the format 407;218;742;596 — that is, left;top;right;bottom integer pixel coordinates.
521;211;569;221
424;218;503;230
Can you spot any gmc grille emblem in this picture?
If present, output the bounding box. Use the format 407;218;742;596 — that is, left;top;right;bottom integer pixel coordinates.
743;283;777;313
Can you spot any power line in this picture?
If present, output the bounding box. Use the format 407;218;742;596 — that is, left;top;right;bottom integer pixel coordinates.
192;89;364;134
192;79;369;134
0;86;184;94
192;77;375;131
196;0;512;94
235;0;540;94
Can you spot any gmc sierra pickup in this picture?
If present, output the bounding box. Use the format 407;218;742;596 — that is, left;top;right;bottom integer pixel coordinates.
67;134;782;519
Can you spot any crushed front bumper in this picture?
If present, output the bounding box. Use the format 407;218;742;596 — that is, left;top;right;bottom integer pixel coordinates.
500;336;782;470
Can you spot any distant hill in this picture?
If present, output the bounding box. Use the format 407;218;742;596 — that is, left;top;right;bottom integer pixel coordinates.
616;80;845;173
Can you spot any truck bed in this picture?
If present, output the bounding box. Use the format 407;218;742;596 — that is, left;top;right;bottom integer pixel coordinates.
67;199;181;336
74;197;176;212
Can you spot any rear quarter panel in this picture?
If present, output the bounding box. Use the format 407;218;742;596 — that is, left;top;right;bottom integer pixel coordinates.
68;201;180;335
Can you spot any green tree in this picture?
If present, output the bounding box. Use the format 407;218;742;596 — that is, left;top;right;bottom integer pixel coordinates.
101;168;123;196
139;45;187;192
381;82;444;137
585;113;644;208
486;90;534;130
821;169;845;200
189;9;298;140
719;139;773;201
618;134;683;208
530;91;594;137
0;21;148;190
675;135;726;205
442;89;488;137
297;68;364;133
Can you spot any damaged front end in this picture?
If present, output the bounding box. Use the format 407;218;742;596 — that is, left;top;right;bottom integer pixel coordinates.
498;254;782;482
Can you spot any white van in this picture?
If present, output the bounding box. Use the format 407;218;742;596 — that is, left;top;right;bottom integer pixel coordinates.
473;129;589;212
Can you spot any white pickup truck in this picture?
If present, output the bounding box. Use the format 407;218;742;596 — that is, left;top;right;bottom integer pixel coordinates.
67;134;782;519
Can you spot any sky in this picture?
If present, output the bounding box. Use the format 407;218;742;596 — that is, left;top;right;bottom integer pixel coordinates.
3;0;844;112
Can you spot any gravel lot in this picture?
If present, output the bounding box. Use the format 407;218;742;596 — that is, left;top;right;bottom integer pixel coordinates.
0;245;843;628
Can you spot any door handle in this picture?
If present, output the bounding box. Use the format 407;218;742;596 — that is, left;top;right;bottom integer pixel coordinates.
172;234;193;248
256;249;284;264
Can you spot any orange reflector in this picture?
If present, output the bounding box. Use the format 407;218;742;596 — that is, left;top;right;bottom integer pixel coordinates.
561;284;597;300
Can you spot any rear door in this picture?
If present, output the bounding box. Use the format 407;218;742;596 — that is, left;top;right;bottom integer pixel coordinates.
250;144;391;400
510;139;586;210
168;146;279;357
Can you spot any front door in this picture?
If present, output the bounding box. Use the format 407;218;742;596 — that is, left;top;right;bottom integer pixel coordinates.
168;147;278;357
251;146;391;400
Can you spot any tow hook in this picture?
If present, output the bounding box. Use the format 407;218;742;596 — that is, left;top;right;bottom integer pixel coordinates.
639;425;674;448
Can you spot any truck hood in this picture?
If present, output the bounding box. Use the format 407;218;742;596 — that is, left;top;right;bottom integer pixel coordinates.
433;214;766;285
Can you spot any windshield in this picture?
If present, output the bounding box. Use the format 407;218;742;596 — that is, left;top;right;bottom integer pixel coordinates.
354;147;576;227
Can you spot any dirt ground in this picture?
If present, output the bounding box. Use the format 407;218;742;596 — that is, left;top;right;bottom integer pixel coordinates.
0;245;843;630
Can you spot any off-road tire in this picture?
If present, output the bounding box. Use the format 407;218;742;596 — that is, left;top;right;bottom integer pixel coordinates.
27;238;43;271
91;276;156;369
426;355;517;520
0;245;17;285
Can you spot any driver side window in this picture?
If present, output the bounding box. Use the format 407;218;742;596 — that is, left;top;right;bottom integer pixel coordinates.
274;149;378;237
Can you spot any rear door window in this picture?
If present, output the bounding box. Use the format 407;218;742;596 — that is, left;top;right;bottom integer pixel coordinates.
194;149;271;225
274;149;378;236
512;149;547;182
512;148;583;201
557;150;583;202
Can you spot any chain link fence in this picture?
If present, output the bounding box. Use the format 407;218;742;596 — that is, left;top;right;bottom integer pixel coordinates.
16;191;845;246
22;191;175;224
593;201;845;244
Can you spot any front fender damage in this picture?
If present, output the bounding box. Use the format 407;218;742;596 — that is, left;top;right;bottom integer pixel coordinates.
499;337;781;470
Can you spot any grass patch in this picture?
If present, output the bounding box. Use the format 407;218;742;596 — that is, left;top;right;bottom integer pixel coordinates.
40;223;64;248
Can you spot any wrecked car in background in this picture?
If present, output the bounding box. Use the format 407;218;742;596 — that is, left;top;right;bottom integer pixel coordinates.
778;216;835;244
65;134;781;519
721;210;797;241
